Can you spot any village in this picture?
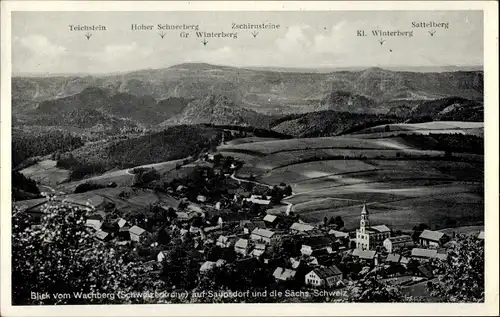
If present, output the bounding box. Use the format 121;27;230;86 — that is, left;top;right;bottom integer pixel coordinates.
35;150;475;301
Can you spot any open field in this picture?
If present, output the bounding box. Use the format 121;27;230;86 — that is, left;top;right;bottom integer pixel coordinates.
287;181;483;231
220;136;413;155
57;157;189;193
222;135;483;231
224;137;282;146
20;160;70;187
438;225;484;236
352;121;484;137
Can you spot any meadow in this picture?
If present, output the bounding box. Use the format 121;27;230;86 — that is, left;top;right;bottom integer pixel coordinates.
223;134;483;231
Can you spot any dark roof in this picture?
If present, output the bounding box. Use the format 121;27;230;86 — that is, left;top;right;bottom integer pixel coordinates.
418;264;434;279
385;235;412;244
302;236;334;248
245;220;266;231
312;265;342;279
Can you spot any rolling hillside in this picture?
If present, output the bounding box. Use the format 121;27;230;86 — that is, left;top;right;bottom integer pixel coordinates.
161;94;275;129
220;134;483;230
15;87;192;127
13;64;484;117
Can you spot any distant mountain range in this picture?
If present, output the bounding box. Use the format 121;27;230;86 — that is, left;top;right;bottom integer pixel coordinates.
12;63;483;129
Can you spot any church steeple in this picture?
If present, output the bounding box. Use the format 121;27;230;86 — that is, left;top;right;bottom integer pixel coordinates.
360;204;370;233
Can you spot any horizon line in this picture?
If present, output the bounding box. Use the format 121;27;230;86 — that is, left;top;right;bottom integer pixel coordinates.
12;62;484;77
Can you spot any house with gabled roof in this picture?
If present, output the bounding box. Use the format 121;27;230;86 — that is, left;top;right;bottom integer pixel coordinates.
242;220;266;234
300;235;335;256
129;225;149;243
85;219;103;231
383;235;413;253
329;229;349;239
305;265;343;288
419;230;449;247
290;222;315;233
263;214;278;226
250;243;266;258
234;238;250;256
273;267;296;282
411;248;437;259
352;249;378;265
95;230;111;242
216;235;236;248
251;228;279;244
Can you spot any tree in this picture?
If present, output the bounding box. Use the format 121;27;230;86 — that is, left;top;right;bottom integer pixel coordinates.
429;234;484;302
340;274;403;302
335;216;345;229
12;199;159;305
411;223;429;242
160;242;199;290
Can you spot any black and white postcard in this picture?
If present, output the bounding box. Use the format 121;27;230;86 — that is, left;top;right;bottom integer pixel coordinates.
1;1;498;316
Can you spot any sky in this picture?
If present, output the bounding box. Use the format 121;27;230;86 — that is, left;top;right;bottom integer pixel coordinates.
11;11;483;74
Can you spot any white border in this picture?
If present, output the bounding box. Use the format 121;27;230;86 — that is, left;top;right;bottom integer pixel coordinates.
1;1;498;316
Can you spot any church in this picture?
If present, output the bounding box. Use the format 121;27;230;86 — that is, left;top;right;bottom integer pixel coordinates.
356;204;391;251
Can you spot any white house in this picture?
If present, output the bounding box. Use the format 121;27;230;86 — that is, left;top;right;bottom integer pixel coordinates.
129;225;148;243
216;235;235;248
234;238;250;256
328;229;349;239
251;243;266;258
263;214;278;225
85;219;103;231
305;265;343;288
250;228;279;244
419;230;449;247
94;230;110;242
290;222;315;233
273;267;296;282
383;235;413;253
116;218;127;228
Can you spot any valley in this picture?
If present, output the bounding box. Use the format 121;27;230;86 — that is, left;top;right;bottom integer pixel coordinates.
11;62;485;304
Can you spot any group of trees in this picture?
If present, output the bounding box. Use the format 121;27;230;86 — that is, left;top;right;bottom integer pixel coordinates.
12;130;84;168
323;215;345;229
53;125;228;180
12;200;162;305
400;133;483;155
12;171;41;201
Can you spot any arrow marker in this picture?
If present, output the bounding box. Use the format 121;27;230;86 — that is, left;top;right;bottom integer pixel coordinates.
159;31;166;39
429;30;436;36
251;31;259;38
85;33;92;40
202;39;208;46
378;38;385;45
